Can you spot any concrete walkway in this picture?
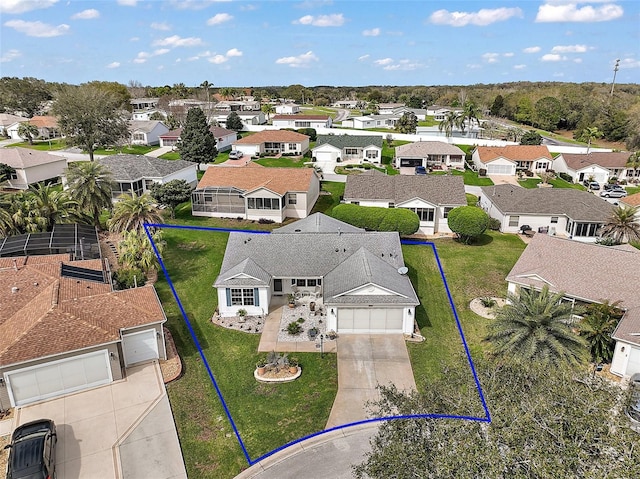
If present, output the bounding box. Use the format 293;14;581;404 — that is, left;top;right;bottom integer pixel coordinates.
326;335;416;429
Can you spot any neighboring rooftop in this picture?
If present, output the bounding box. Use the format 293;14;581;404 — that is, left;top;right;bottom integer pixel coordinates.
272;115;330;121
561;151;632;170
621;192;640;207
235;130;310;144
395;141;465;157
0;147;67;169
160;125;236;139
273;213;365;234
480;184;614;222
315;134;383;149
128;120;166;133
505;234;640;346
344;172;467;206
196;163;317;195
97;154;195;181
0;223;100;259
475;145;552;163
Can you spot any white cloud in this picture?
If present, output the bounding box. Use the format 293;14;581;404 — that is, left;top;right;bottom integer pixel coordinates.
294;14;345;27
0;49;21;62
226;48;242;57
574;58;583;63
551;44;588;53
170;0;233;11
536;2;623;22
153;35;203;47
71;9;100;20
482;53;500;63
358;54;370;61
106;62;120;69
523;46;541;53
207;13;233;25
133;48;170;63
275;51;319;67
4;19;70;37
541;53;567;62
363;27;380;36
0;0;57;14
381;59;421;71
117;0;138;6
621;58;640;68
153;48;170;56
374;58;394;66
203;48;242;64
151;22;171;31
504;52;514;57
429;7;523;27
514;64;527;69
208;54;227;64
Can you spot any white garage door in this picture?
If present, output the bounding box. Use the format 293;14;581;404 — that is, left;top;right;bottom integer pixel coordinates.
6;350;112;407
628;346;640;376
122;329;159;366
487;164;513;175
315;151;336;162
337;308;404;333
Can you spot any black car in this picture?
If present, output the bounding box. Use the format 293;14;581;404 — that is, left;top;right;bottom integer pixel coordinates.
414;165;427;175
4;419;57;479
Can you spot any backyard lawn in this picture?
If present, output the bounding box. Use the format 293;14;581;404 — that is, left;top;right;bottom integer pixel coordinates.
449;168;494;186
254;156;309;168
518;177;586;190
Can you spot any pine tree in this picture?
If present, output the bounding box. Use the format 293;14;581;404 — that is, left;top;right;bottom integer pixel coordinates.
177;107;217;170
226;111;244;131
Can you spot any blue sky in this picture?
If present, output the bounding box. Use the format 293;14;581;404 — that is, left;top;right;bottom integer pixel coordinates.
1;0;638;87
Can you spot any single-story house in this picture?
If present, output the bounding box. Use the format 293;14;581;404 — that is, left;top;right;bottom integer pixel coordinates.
275;103;301;115
505;234;640;378
426;105;463;121
191;163;320;222
214;100;261;112
472;145;552;176
479;184;614;242
271;115;332;129
341;115;398;130
0;147;68;190
159;125;237;151
128;120;169;146
389;107;428;121
553;152;637;184
395;141;466;170
313;135;383;164
331;100;360;109
233;130;310;157
0;254;167;407
343;172;467;235
93;154;198;199
130;97;159;112
377;103;405;114
0;113;28;137
210;110;266;129
28;116;61;140
213;213;419;334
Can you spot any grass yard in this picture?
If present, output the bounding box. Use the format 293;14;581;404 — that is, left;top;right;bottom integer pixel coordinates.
626;185;640;195
155;228;338;478
311;181;345;216
7;139;67;151
450;168;494;186
94;145;157;156
254;156;308;168
518;177;586;190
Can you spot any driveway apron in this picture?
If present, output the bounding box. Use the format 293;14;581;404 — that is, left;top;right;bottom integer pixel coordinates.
326;335;416;430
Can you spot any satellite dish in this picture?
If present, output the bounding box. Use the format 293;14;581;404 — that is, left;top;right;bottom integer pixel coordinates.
397;266;408;275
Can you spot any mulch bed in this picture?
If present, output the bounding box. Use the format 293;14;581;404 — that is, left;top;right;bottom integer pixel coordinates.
160;327;183;384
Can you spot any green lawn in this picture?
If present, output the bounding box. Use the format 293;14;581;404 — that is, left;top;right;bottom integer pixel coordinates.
159;151;181;160
254;156;308;168
626;186;640;195
6;139;68;151
311;181;345;216
449;168;494;186
518;177;587;190
94;145;157;156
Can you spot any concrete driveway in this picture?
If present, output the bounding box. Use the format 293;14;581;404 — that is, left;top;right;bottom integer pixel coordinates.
6;362;186;479
326;335;416;429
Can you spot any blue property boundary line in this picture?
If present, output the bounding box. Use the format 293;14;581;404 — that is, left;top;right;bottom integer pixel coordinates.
144;223;491;466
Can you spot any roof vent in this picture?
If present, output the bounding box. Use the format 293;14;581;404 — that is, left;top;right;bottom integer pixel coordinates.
398;267;408;275
11;286;19;293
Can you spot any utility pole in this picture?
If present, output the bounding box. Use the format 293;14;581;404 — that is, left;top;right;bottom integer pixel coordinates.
610;59;620;98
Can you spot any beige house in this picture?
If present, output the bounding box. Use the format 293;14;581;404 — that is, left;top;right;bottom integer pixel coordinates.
553;151;637;184
191;163;320;223
0;254;167;407
0;147;68;190
395;141;466;170
472;145;552;176
233;130;310;157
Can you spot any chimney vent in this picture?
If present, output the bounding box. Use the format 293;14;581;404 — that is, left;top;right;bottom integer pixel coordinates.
11;286;19;294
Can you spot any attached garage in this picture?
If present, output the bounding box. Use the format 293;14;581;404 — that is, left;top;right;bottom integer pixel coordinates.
5;350;112;407
122;329;160;367
486;164;514;175
628;346;640;376
314;149;339;163
337;308;404;333
399;158;423;167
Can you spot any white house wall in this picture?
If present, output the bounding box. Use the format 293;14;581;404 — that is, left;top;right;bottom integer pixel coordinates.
574;165;609;184
245;188;285;222
8;160;68;189
216;133;237;151
611;341;640;377
162;166;198;188
217;287;271;318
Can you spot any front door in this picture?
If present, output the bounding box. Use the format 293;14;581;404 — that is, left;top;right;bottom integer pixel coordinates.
274;279;282;293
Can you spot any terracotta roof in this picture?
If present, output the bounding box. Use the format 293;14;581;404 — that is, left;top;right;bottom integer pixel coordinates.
0;255;165;367
272;115;330;121
196;164;317;195
621;192;640;207
475;145;551;163
29;115;58;128
0;147;67;169
560;152;632;170
505;234;640;346
234;130;309;144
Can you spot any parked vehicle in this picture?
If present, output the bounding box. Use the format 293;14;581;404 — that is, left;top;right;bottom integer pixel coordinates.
603;183;625;191
600;189;628;198
414;165;427;175
4;419;57;479
228;150;243;159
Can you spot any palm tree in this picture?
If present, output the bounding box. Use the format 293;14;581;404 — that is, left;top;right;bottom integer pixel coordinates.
220;87;233;100
461;101;481;135
599;205;640;244
578;301;623;363
65;161;115;228
118;229;165;273
27;184;83;231
578;126;603;154
626;151;640;181
486;285;587;366
261;103;275;122
108;192;163;234
17;122;39;145
200;80;213;104
438;111;459;141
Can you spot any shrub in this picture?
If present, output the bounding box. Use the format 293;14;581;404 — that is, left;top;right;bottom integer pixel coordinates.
480;296;497;308
296;128;317;141
558;172;573;182
258;218;275;224
478;168;487;177
447;206;490;244
113;267;147;289
488;217;501;231
287;321;302;335
332;203;420;235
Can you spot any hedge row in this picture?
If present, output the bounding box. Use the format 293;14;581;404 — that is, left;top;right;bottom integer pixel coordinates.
332;204;420;236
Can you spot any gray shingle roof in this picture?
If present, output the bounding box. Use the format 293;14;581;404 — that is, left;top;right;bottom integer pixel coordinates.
214;231;418;305
395;141;465;157
315;135;383;149
344;173;467;206
97;154;195;181
480;184;614;222
505;234;640;346
272;213;364;234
